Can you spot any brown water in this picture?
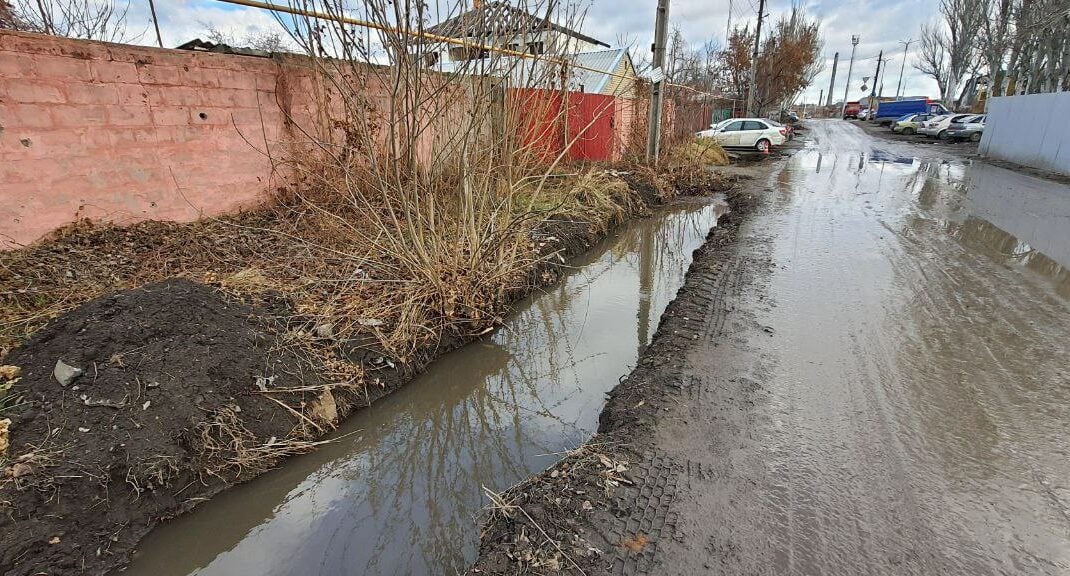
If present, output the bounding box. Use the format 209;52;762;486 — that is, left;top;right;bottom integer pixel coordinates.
651;121;1070;575
124;200;727;576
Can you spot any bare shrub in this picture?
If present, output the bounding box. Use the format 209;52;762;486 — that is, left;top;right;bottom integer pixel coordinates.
255;0;636;360
12;0;138;42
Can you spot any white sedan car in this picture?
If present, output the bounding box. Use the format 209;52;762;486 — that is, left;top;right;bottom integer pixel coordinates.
696;118;788;153
918;113;977;140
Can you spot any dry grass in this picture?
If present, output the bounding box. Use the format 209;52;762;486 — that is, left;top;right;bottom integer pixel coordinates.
195;406;355;480
519;171;646;235
667;138;731;167
0;0;734;483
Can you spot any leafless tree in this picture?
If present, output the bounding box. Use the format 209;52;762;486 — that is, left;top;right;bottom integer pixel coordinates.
717;7;822;113
914;23;950;99
0;0;28;29
12;0;138;42
202;22;288;52
940;0;986;106
978;0;1014;96
1006;0;1070;94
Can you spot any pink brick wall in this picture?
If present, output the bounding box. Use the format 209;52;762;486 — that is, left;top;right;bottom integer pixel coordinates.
0;30;642;249
0;30;299;249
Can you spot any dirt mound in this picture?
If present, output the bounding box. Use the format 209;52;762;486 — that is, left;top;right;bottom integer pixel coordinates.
0;279;317;576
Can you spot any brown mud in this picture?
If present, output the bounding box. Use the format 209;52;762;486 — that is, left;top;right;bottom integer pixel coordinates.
468;175;761;576
469;120;1070;575
0;168;734;576
0;280;323;574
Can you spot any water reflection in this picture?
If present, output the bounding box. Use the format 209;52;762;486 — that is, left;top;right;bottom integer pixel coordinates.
126;201;727;576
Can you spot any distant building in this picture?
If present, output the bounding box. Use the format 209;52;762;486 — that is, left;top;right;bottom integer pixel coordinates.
420;1;635;96
422;1;609;66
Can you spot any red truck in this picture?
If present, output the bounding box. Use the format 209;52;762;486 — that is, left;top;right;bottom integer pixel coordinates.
843;101;862;119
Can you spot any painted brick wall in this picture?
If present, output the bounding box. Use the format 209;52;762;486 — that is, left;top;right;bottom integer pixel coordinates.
0;30;297;249
0;30;646;250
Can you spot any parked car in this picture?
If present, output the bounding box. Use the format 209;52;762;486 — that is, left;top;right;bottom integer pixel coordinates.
946;115;986;142
767;118;795;140
873;99;949;125
892;113;936;135
776;110;800;123
696;118;788;153
889;113;914;131
919;113;977;139
843;101;862;119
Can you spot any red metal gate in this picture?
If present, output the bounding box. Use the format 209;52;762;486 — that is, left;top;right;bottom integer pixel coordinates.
567;92;615;162
512;88;619;163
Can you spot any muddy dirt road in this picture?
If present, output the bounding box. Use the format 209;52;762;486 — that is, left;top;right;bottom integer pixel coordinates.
662;120;1070;575
474;119;1070;575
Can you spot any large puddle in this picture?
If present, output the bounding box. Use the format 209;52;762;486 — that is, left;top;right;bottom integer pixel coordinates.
124;200;727;575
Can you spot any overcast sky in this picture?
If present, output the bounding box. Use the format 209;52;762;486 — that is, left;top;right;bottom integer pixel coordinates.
132;0;940;104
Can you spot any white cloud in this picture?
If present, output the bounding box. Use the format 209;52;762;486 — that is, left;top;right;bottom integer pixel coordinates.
125;0;290;48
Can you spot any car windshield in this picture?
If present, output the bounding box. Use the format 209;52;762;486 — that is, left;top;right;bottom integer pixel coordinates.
897;114;914;121
766;119;784;127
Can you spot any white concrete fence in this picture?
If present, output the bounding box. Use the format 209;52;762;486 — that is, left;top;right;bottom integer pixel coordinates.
980;92;1070;176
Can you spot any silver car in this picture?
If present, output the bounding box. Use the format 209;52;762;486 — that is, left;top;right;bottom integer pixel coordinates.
919;113;977;140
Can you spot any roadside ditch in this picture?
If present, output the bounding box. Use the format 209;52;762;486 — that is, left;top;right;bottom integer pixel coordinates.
466;142;801;575
0;162;739;575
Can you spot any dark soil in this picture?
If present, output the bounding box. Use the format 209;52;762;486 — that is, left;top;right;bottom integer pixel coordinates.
0;279;323;576
468;185;760;575
0;169;734;576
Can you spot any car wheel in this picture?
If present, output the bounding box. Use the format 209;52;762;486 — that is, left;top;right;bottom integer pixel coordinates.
755;139;771;154
938;130;949;140
903;127;915;135
970;132;982;142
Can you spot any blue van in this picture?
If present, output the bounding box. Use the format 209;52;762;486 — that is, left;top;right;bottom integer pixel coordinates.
873;99;949;125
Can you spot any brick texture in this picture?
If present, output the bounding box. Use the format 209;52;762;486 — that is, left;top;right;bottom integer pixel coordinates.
0;30;646;249
0;30;298;248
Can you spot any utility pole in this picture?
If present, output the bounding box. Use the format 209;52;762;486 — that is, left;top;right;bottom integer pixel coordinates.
646;0;670;163
745;0;766;117
818;89;824;116
725;0;733;46
840;35;859;118
148;0;164;48
895;39;913;100
869;50;883;117
826;52;839;106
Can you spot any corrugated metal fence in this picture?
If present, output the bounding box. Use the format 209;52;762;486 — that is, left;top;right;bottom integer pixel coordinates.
980;93;1070;175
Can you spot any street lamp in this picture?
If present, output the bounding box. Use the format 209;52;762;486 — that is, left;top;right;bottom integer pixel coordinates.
841;35;860;118
895;39;913;100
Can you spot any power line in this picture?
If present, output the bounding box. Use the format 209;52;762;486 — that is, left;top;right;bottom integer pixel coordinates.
212;0;727;98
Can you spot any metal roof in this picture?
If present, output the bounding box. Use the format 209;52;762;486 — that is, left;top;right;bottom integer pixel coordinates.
570;49;629;94
431;48;633;94
424;2;609;48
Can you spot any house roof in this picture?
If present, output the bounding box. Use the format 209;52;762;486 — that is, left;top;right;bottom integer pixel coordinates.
430;48;633;95
175;38;272;57
425;2;609;48
570;49;632;94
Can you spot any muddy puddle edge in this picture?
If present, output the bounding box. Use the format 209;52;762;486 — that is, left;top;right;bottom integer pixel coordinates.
0;177;738;576
467;163;772;576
